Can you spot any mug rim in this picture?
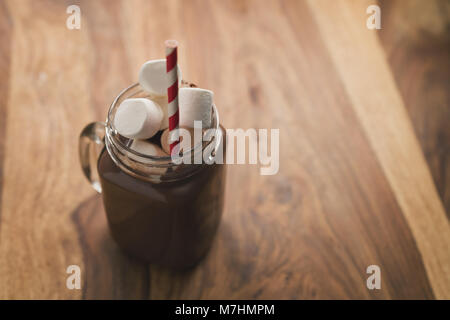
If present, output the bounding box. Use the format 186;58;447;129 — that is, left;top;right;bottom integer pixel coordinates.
105;82;220;166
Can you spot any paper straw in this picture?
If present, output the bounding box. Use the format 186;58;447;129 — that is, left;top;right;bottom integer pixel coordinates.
165;40;180;156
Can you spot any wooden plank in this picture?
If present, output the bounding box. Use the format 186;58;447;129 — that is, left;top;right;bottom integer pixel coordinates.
0;0;91;299
308;0;450;298
0;0;12;227
378;0;450;215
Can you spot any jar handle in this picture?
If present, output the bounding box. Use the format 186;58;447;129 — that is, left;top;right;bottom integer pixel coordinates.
79;122;106;193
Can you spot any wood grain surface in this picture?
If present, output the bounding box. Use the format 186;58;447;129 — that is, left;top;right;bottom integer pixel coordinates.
0;0;449;299
379;0;450;216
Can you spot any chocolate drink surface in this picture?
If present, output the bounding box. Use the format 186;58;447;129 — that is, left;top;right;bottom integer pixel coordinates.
97;126;227;269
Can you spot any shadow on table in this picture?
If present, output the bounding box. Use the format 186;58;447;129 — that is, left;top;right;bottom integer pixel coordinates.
71;195;242;299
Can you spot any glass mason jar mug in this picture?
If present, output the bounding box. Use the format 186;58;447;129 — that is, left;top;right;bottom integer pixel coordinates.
79;83;227;269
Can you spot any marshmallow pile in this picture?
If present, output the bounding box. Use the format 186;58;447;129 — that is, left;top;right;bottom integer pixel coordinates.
113;59;214;156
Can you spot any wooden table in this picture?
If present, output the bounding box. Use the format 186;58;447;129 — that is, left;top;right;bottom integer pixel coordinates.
0;0;449;299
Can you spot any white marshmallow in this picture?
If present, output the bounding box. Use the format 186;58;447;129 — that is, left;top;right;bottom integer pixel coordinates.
179;88;213;128
130;140;167;157
114;98;162;139
138;59;182;96
151;95;169;130
129;140;168;177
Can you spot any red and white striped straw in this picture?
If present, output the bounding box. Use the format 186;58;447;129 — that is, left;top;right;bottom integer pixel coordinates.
165;40;180;156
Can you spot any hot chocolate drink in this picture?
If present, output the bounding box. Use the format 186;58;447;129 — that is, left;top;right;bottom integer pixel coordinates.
97;126;226;268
